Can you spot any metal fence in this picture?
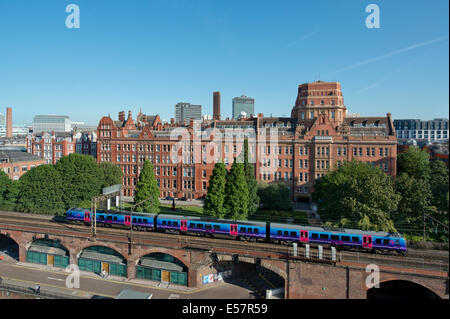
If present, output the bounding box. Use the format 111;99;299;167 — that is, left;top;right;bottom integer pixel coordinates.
0;282;84;299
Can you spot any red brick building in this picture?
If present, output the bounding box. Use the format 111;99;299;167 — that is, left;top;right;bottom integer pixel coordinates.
26;132;76;164
0;150;46;180
96;81;397;201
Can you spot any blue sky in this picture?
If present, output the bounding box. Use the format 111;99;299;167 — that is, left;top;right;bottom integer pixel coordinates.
0;0;448;125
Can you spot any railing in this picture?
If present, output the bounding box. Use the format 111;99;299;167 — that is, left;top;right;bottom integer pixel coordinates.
0;282;85;299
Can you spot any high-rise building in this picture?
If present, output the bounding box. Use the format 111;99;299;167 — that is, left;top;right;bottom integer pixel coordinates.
0;112;5;126
32;115;71;133
213;92;221;120
6;108;12;138
175;103;202;124
232;95;254;119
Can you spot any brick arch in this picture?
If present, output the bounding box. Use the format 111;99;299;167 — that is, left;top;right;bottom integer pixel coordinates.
133;246;191;268
368;278;441;299
0;232;20;248
75;242;128;260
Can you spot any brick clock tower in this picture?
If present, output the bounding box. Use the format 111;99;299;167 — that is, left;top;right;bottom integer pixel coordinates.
291;81;347;124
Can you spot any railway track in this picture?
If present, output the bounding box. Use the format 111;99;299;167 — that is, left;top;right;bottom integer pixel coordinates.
0;210;448;271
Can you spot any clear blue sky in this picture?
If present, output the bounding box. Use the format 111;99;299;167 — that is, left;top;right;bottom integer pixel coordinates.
0;0;448;125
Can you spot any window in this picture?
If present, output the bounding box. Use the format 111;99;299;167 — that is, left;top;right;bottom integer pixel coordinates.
107;216;112;221
341;236;350;242
197;223;204;229
375;239;382;245
213;225;220;231
162;220;167;225
205;224;211;230
113;216;117;221
290;231;296;237
173;221;179;227
311;233;319;239
277;230;282;236
254;228;259;234
383;239;390;245
240;227;246;233
352;237;359;243
319;234;329;240
330;235;339;240
283;231;289;237
143;219;148;224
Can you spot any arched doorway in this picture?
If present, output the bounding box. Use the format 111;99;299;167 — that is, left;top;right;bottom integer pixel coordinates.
26;238;69;268
136;252;188;286
78;246;127;277
0;234;19;261
367;280;441;299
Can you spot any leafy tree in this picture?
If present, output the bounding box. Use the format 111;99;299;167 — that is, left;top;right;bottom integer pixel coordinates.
0;171;19;210
134;160;160;214
397;146;431;182
203;162;227;218
55;154;103;208
312;160;400;232
394;173;433;225
257;182;293;211
429;160;449;211
242;139;259;215
98;161;123;188
224;160;249;220
17;165;65;215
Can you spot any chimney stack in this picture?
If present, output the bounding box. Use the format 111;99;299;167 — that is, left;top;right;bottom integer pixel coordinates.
213;92;221;120
6;107;12;138
118;111;125;121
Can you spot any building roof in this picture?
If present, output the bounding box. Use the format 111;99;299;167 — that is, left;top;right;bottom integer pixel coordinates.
0;150;43;163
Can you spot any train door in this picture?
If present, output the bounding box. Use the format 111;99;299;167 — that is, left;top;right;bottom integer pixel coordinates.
300;230;309;243
180;220;187;232
363;235;372;249
230;224;238;236
84;212;90;223
124;216;131;227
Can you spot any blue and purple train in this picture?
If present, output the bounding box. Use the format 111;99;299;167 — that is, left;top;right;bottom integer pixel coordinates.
66;208;407;254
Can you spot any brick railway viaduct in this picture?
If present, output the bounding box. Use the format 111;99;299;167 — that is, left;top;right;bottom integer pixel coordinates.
0;222;448;299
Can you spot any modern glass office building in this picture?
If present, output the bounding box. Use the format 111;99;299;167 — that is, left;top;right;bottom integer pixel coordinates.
175;103;202;124
232;95;255;119
32;115;71;133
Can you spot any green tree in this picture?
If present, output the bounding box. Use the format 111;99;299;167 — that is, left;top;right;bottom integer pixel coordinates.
257;182;293;211
203;162;227;218
224;160;249;220
134;160;160;213
397;146;431;181
55;154;102;208
98;161;123;188
17;165;65;215
0;171;19;210
312;160;400;232
429;160;449;211
243;139;259;215
394;173;433;225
